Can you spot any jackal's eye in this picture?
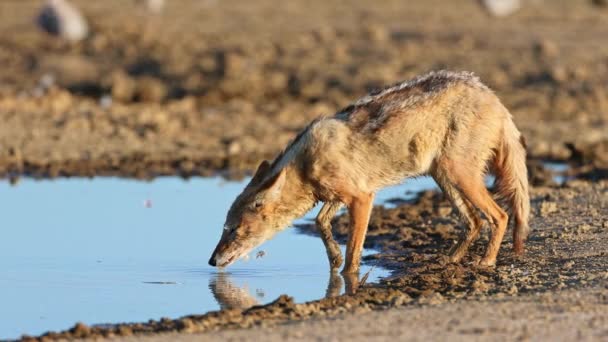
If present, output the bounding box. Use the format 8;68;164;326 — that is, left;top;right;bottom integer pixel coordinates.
251;199;263;210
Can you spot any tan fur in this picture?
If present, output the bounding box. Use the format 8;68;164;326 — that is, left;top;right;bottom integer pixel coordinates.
209;70;531;273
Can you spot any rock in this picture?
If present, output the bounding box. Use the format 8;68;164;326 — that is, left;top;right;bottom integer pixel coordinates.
37;0;89;42
506;285;518;295
227;141;242;155
312;27;336;43
363;24;390;42
437;206;453;217
540;201;558;217
418;292;445;305
137;77;168;102
140;0;165;13
266;71;289;93
223;52;247;78
549;65;568;83
179;318;197;333
70;322;90;337
99;95;113;109
390;293;412;306
480;0;521;17
111;72;137;103
535;39;559;59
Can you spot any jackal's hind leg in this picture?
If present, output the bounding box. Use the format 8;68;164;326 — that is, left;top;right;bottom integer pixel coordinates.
432;170;483;263
316;202;343;270
441;168;508;266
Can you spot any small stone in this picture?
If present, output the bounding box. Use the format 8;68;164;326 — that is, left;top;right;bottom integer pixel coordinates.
111;72;137;103
540;201;557;217
363;24;390;42
99;95;113;109
390;293;412;306
137;77;168;102
71;322;90;337
418;292;445;305
507;285;518;295
438;206;452;217
480;0;521;17
550;66;568;83
223;53;247;78
140;0;165;13
179;318;196;333
227;141;241;155
117;326;133;336
535;39;559;58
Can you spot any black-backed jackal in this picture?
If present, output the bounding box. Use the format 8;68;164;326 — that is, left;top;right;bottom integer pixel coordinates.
209;70;530;274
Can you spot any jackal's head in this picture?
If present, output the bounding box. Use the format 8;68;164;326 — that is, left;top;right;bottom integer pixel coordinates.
208;160;313;267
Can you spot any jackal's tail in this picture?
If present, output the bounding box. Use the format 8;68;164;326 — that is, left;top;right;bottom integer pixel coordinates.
493;115;530;255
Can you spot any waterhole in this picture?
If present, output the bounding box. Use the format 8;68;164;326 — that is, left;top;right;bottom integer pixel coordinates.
0;176;446;339
1;160;568;339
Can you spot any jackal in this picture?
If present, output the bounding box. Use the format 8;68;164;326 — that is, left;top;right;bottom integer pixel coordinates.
209;70;530;274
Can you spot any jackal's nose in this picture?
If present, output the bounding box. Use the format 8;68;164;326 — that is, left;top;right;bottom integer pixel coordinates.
208;255;217;267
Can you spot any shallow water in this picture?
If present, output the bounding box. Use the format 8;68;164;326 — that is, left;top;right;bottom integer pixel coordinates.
0;176;438;339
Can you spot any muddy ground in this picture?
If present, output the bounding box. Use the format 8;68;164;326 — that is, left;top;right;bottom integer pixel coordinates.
1;0;606;341
123;288;608;341
0;0;607;180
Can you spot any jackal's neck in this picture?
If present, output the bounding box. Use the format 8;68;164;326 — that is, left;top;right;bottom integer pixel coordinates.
275;164;317;226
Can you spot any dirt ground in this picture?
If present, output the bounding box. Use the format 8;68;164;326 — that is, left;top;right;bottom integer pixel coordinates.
2;0;607;341
0;0;607;180
121;288;608;341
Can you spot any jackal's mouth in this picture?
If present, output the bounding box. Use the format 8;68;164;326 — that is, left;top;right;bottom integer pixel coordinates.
218;253;239;268
210;230;277;268
212;239;262;268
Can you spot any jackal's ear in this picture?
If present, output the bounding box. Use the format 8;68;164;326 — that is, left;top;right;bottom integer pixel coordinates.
260;168;286;201
251;160;270;185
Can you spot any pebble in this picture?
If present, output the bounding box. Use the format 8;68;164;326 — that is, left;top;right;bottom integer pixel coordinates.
480;0;521;17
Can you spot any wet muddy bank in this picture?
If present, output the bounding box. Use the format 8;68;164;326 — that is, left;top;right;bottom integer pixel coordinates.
21;179;608;341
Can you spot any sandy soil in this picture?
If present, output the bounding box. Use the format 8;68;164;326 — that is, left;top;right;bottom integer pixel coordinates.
3;0;607;341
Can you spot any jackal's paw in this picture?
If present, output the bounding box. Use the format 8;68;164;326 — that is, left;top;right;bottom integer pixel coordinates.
327;244;343;270
447;254;464;264
329;254;343;270
340;267;360;275
477;258;496;267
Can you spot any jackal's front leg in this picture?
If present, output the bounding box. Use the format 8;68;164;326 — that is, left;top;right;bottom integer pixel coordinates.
343;193;374;274
316;202;343;270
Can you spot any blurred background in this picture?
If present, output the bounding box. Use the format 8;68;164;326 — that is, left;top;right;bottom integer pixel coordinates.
0;0;606;180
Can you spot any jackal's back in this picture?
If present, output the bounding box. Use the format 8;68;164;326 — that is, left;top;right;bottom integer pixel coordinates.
336;70;491;134
304;70;509;193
